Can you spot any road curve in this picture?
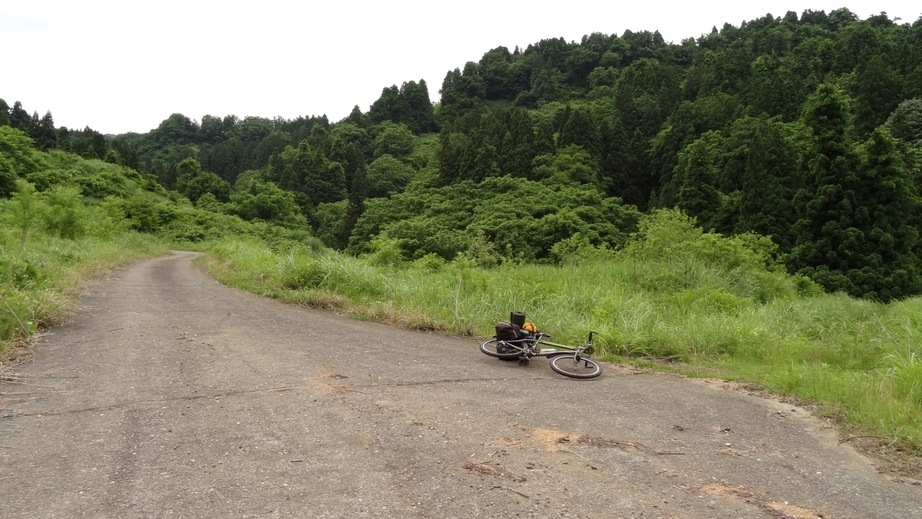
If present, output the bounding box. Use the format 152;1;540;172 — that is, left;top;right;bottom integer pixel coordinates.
1;251;920;518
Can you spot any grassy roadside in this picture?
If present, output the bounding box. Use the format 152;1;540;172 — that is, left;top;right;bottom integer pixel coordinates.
0;232;170;357
197;235;922;466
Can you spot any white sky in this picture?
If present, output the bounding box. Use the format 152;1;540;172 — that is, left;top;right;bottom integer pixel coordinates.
2;1;918;135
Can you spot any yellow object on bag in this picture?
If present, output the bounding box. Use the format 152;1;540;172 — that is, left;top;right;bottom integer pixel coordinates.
522;322;537;334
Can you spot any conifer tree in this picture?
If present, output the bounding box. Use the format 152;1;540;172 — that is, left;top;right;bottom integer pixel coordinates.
736;117;797;251
368;86;400;126
265;150;285;186
884;99;922;145
341;143;368;249
673;132;722;229
401;80;437;134
55;127;72;152
299;140;345;205
498;107;537;178
598;114;640;205
848;129;921;300
343;105;367;128
436;128;468;185
75;126;108;160
438;69;465;118
851;53;903;139
557;106;600;158
34;111;58;151
279;143;307;192
532;119;556;157
9;102;32;132
612;58;682;139
0;99;10;126
789;84;864;295
479;47;513;100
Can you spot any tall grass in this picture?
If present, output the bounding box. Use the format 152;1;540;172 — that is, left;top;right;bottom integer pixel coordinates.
200;227;922;451
0;229;169;353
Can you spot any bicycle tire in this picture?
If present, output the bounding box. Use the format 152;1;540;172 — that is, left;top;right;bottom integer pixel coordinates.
549;354;602;379
480;338;523;360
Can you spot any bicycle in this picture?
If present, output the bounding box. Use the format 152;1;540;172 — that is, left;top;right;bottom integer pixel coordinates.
480;330;602;379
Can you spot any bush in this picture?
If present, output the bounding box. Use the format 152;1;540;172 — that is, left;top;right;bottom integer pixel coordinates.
42;186;86;239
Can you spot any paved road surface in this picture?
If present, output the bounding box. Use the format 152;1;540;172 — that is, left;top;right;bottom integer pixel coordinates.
2;251;921;518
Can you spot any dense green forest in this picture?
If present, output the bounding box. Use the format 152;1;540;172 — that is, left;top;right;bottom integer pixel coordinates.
4;7;922;302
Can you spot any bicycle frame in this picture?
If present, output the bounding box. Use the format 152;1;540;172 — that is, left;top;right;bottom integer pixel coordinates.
480;329;602;379
500;330;597;360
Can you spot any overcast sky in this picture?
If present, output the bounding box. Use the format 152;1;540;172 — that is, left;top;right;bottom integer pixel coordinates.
2;1;918;135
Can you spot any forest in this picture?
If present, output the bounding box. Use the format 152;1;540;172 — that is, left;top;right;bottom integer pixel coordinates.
3;7;922;305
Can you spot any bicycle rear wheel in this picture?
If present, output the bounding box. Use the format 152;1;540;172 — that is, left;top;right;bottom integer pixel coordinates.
549;354;602;379
480;338;523;360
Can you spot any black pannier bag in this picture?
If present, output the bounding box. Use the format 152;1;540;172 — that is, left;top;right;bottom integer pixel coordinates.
495;322;525;341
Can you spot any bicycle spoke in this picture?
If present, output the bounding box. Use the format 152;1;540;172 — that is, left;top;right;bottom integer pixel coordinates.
550;354;602;379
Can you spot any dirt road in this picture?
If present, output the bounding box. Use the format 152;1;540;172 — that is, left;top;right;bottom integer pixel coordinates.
1;251;921;518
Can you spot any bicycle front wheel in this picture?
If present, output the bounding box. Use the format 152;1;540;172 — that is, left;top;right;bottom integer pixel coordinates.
480;338;523;360
549;354;602;379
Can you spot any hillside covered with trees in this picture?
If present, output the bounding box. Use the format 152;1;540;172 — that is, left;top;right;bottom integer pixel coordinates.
4;7;922;302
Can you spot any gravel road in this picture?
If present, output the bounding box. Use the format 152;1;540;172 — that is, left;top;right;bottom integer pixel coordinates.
1;251;921;518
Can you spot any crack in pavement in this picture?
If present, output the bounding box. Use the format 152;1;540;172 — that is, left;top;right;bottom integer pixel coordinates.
0;376;513;419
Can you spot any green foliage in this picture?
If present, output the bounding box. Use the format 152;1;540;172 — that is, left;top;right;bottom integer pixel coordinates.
74;126;108;160
549;232;614;265
230;181;302;224
349;175;640;263
412;252;447;271
885;98;922;145
648;93;741;208
373;122;416;159
119;192;172;232
29;150;148;200
0;126;43;197
532;144;600;187
846;129;922;300
673;132;722;228
620;208;783;272
5;180;40;246
175;158;231;203
0;256;45;290
456;230;502;268
849;54;904;138
0;98;10;126
612;58;682;138
368;80;437;134
791;85;922;301
42;186;86;239
734;116;799;250
366;232;404;266
366;154;415;198
791;84;862;290
312;200;348;248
